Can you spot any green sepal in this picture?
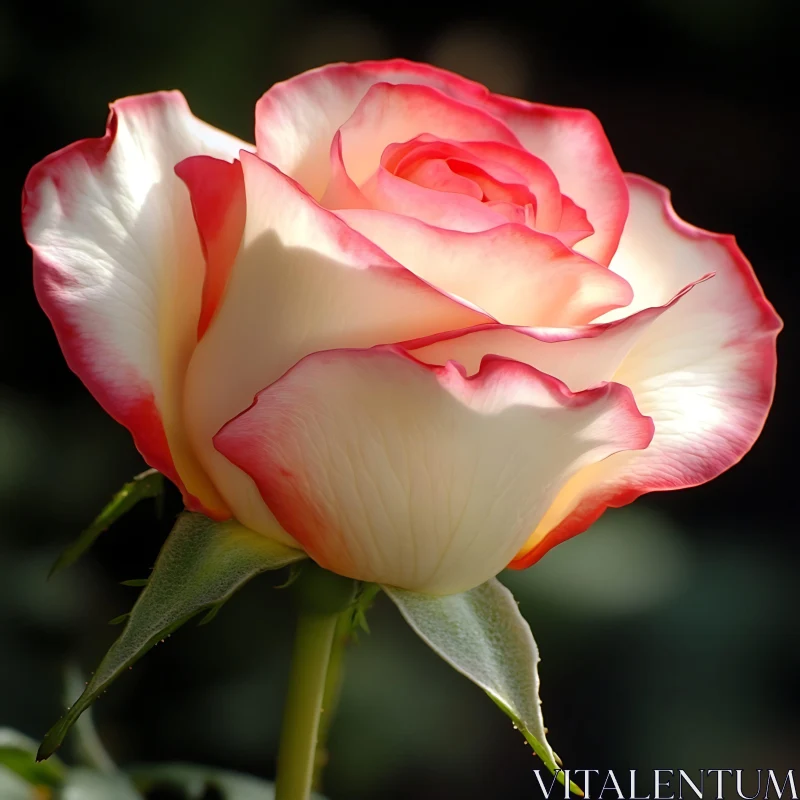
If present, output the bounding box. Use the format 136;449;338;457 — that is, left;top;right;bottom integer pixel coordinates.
108;613;130;626
49;469;164;578
273;561;303;590
384;579;583;797
350;583;381;635
0;728;65;787
120;579;149;587
38;512;306;761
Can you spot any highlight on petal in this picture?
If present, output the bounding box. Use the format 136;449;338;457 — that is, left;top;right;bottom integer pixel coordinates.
336;210;633;326
183;152;489;542
512;176;781;567
214;346;654;595
23;91;252;515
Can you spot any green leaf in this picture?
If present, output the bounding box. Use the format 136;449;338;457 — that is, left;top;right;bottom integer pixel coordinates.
350;583;381;635
129;763;329;799
60;768;141;799
49;469;164;578
384;579;583;797
0;728;65;787
38;512;306;761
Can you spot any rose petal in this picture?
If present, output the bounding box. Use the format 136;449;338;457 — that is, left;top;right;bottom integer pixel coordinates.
555;194;594;247
256;59;626;262
454;140;564;231
400;157;484;199
445;158;535;206
214;346;653;594
174;156;246;340
23;91;251;515
336;81;522;188
256;59;492;200
182;152;489;541
325;89;531;231
322;132;506;232
403;282;700;390
484;95;629;265
511;176;782;566
336;210;633;325
358;166;512;232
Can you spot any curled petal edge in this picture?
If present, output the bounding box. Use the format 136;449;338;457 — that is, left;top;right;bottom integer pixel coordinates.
511;177;782;568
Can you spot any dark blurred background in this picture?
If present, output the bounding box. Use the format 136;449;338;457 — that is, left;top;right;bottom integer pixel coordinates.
1;0;797;797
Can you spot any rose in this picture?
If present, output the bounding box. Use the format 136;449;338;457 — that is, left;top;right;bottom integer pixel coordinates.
23;59;780;595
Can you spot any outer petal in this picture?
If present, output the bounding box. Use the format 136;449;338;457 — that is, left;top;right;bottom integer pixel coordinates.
214;347;654;594
183;152;489;542
512;176;781;567
23;92;252;514
403;281;702;389
174;156;246;340
336;210;633;326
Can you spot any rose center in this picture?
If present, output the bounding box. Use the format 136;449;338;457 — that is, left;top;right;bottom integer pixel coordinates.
385;138;541;228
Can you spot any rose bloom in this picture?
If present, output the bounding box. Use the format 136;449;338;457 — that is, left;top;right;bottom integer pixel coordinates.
23;60;780;594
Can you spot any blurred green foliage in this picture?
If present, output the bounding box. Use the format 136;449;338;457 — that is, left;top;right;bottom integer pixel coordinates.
2;0;797;797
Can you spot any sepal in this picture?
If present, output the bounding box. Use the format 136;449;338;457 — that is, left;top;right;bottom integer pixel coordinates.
38;512;306;760
384;579;582;796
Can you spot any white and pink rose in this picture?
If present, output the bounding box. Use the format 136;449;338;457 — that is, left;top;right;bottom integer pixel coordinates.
23;60;780;594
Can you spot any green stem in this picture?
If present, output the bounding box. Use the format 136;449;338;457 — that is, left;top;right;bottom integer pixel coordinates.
312;611;351;790
275;564;356;800
275;609;339;800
